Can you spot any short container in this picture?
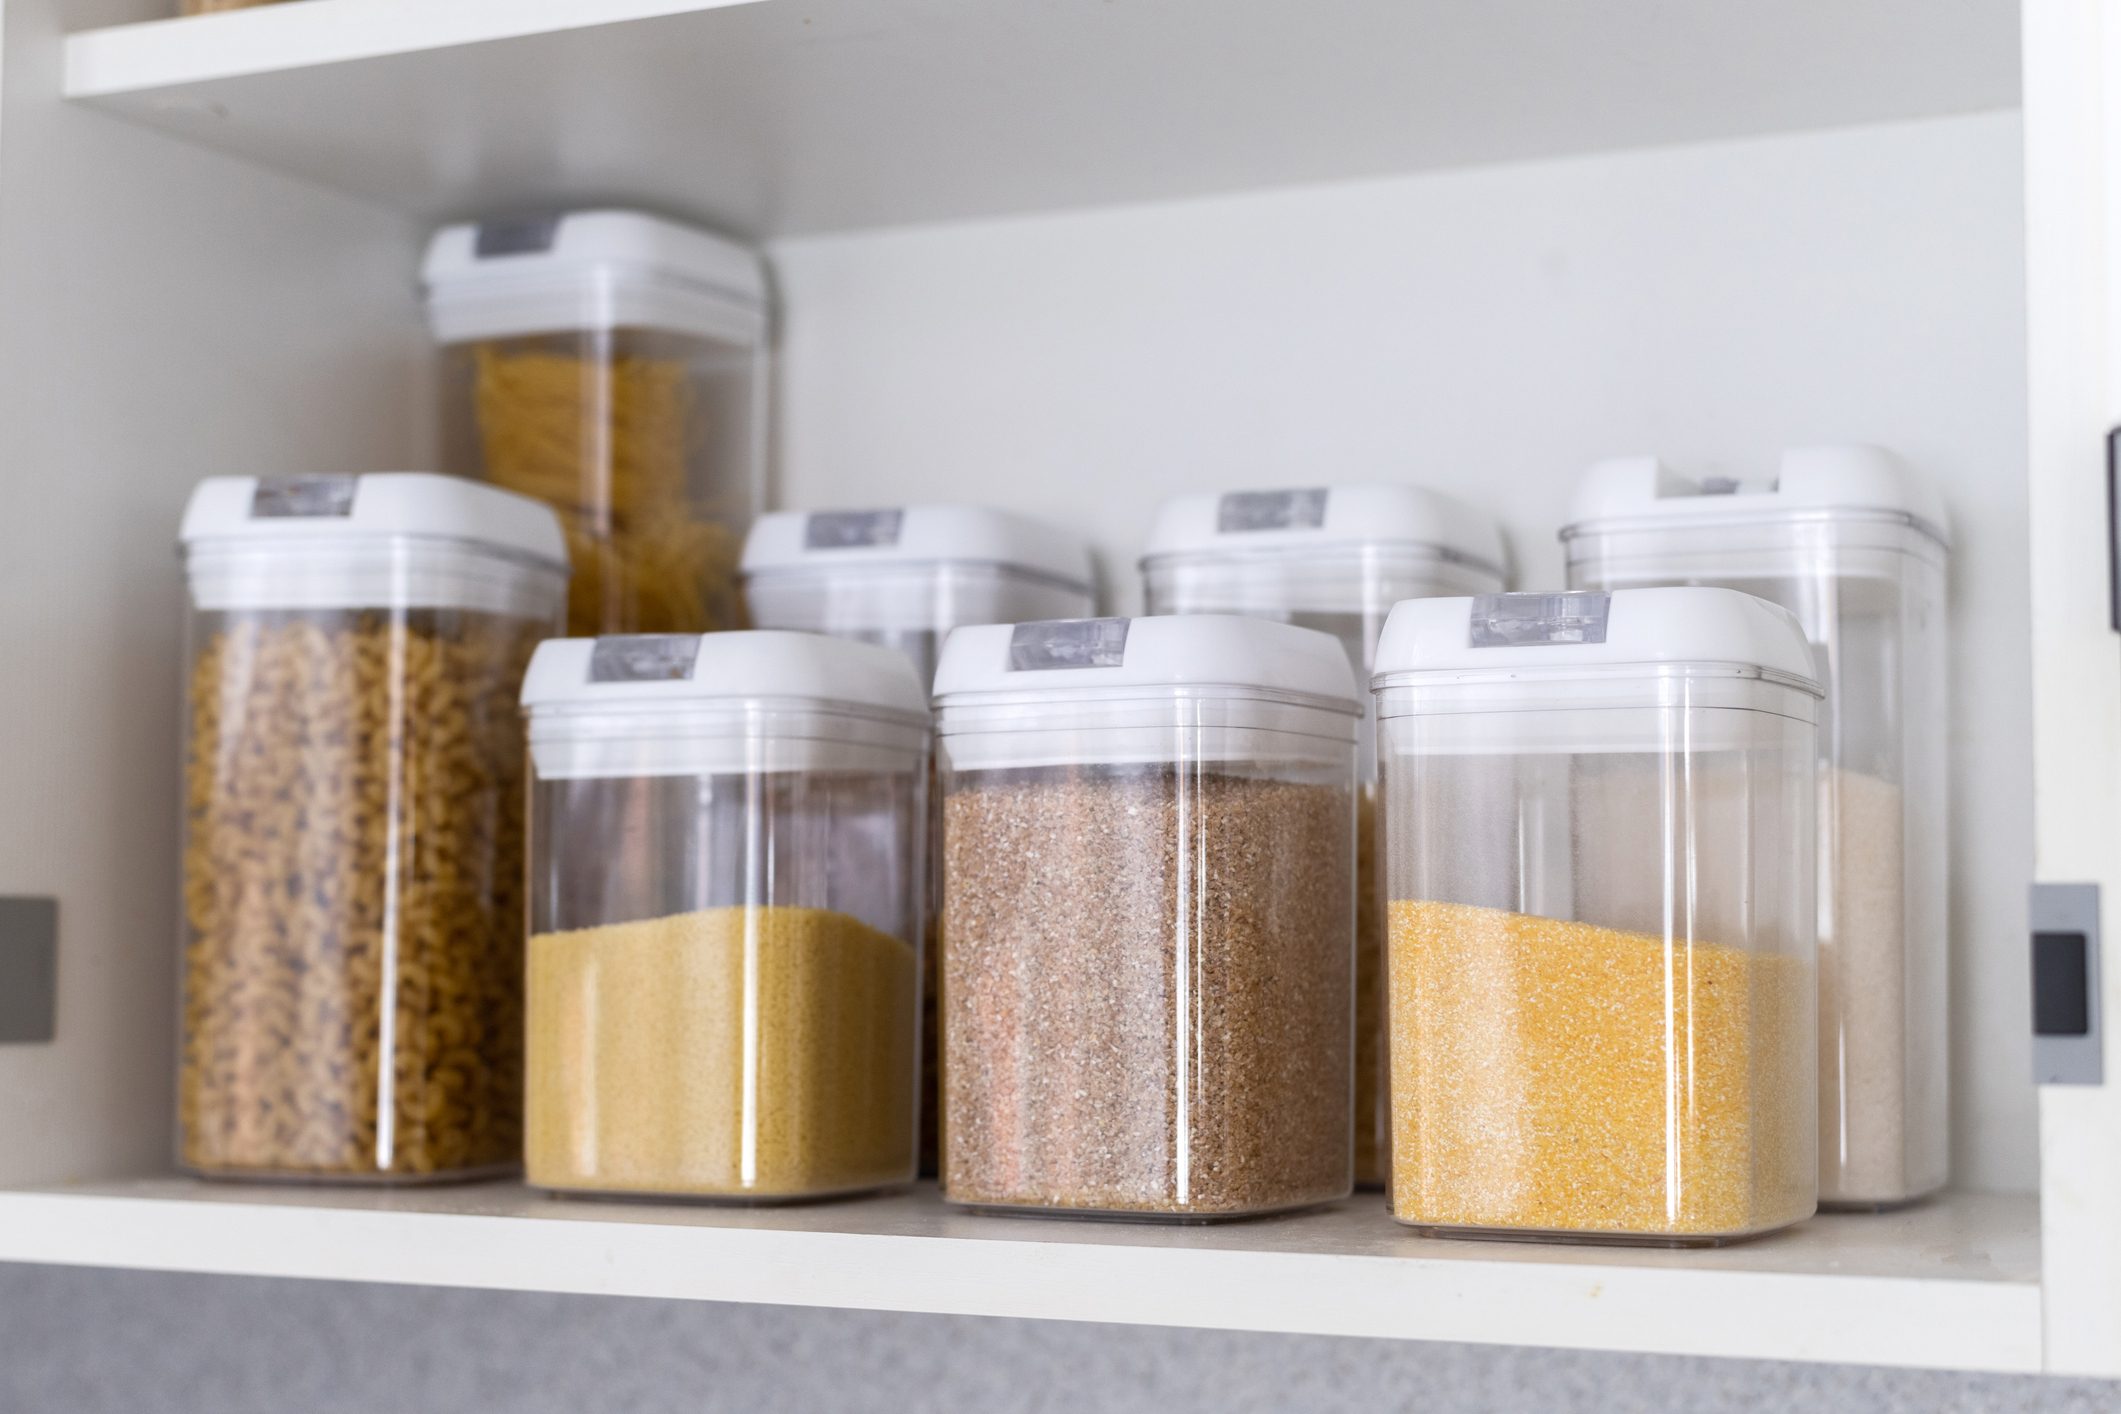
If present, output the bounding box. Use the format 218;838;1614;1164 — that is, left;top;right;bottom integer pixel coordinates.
1141;483;1506;1188
1561;448;1949;1210
935;615;1359;1220
177;473;568;1182
743;503;1095;1177
423;210;769;637
520;631;930;1201
1375;588;1820;1245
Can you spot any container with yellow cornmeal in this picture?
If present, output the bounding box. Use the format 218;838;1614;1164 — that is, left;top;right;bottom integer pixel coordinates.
526;904;919;1200
1388;900;1813;1244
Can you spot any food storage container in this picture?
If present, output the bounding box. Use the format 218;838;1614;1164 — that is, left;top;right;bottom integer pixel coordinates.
1561;447;1948;1210
1375;587;1820;1245
742;502;1096;1175
423;209;768;637
178;473;568;1182
1141;483;1506;1189
520;631;930;1201
743;503;1096;686
934;614;1359;1220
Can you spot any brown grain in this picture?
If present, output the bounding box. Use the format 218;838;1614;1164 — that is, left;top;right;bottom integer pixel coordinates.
942;766;1353;1218
1353;790;1385;1187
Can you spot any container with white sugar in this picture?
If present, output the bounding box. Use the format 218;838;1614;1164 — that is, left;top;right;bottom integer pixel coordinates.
1562;447;1950;1210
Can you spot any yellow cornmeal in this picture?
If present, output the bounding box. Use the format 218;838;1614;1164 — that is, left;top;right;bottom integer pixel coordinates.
526;906;918;1199
1389;901;1812;1240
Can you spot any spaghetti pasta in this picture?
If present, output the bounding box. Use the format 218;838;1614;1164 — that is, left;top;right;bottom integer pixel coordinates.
468;342;745;635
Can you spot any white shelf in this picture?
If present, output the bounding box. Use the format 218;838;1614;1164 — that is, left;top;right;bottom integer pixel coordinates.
0;1180;2041;1372
61;0;2018;237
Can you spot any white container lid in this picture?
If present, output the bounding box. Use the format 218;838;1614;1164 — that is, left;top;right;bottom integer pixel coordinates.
936;615;1359;708
1560;445;1950;546
1375;587;1819;686
1373;589;1820;753
1139;483;1509;578
521;630;930;779
741;504;1094;592
422;209;767;345
934;615;1360;772
523;630;929;717
180;473;568;614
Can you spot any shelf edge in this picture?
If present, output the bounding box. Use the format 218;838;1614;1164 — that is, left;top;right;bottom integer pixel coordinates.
64;0;771;100
0;1189;2046;1373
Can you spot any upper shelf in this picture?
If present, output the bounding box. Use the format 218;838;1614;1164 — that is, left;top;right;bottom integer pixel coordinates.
63;0;2019;239
0;1179;2045;1373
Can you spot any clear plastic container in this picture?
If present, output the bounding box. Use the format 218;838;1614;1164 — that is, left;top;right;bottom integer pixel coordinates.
177;474;568;1182
1560;447;1949;1210
743;503;1096;1176
934;615;1359;1220
743;504;1096;686
423;210;768;637
1375;588;1820;1245
1140;484;1508;1189
520;631;930;1201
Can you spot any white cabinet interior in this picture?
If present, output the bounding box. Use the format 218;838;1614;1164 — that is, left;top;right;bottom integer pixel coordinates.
0;0;2101;1377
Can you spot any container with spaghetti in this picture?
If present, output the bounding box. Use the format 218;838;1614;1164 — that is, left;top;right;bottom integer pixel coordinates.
423;210;768;637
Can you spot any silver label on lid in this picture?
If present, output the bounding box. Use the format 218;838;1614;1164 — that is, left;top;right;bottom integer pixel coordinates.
590;634;702;683
250;475;357;519
475;215;561;258
1217;488;1327;533
805;509;905;550
1470;592;1611;648
1008;617;1130;671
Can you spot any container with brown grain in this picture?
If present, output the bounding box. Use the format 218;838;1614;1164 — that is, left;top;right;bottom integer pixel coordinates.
176;473;567;1183
740;504;1098;1177
933;614;1360;1221
1139;484;1508;1189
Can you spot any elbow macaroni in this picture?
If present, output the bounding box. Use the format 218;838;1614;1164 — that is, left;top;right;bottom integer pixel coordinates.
178;608;542;1180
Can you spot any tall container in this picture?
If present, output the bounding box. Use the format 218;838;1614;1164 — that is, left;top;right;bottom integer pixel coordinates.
935;615;1359;1220
1140;484;1507;1188
1375;588;1820;1245
177;473;567;1181
742;503;1096;1175
520;631;930;1201
423;209;768;637
1561;448;1949;1209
